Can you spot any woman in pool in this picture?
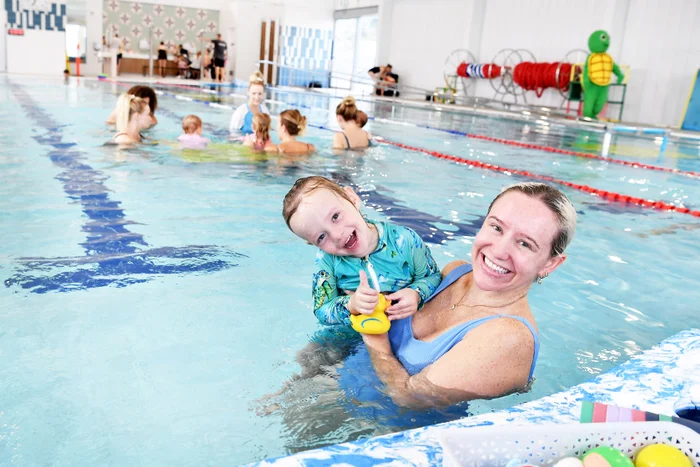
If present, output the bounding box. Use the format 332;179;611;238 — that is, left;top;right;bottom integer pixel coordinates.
229;71;269;135
361;182;576;408
106;85;158;128
112;94;153;145
333;96;371;150
276;109;315;155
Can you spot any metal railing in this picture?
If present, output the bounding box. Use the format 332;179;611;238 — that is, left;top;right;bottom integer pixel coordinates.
250;60;700;142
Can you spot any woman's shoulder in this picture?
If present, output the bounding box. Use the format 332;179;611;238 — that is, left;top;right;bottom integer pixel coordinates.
441;260;469;276
113;134;134;144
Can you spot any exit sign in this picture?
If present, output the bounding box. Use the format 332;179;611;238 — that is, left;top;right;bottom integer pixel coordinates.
8;29;24;36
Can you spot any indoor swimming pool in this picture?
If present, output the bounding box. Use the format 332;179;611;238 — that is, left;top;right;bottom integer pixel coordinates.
1;76;699;466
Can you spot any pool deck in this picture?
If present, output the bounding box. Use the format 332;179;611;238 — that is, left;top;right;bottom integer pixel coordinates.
252;328;700;466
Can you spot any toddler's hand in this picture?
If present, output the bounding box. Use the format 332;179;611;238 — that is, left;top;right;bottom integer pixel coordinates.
348;270;379;315
384;288;420;321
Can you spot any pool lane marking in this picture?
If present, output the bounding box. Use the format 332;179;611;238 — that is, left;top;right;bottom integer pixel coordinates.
378;138;700;218
5;81;246;294
114;81;700;217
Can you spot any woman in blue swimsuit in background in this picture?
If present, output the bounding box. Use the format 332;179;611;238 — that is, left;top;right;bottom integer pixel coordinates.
229;71;269;135
362;182;577;408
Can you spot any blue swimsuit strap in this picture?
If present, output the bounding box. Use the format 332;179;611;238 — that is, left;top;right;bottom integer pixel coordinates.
426;263;539;381
343;132;351;148
428;263;473;300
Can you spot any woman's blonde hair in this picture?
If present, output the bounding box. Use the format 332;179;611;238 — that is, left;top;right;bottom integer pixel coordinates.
279;109;307;136
182;115;202;134
488;182;577;258
115;93;149;132
249;71;265;90
253;113;271;144
283;176;354;229
336;96;358;121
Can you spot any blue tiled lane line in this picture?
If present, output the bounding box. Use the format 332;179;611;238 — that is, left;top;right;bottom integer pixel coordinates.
4;82;246;294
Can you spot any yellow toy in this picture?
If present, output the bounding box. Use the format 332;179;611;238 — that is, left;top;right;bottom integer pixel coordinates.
635;444;692;467
350;293;391;334
349;259;391;334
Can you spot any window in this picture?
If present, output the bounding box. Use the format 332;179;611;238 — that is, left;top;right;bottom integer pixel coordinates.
331;8;377;93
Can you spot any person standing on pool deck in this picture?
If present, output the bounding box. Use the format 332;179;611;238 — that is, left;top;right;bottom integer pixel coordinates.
157;42;168;77
211;33;227;83
229;72;269;135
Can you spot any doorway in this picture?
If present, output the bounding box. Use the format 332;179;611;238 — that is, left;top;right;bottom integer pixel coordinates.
331;8;377;92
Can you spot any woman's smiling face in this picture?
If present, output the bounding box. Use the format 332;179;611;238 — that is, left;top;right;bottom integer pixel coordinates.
472;191;564;292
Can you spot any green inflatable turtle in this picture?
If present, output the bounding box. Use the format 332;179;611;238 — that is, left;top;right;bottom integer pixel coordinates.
582;30;625;119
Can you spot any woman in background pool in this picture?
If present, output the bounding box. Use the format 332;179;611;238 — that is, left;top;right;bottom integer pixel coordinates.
362;182;576;407
112;94;153;145
229;71;269;135
106;85;158;128
333;97;371;150
275;109;316;155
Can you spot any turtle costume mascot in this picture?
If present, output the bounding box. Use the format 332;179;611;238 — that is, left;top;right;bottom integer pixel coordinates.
582;30;625;119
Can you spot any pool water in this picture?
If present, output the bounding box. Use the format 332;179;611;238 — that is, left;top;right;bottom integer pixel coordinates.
1;76;699;466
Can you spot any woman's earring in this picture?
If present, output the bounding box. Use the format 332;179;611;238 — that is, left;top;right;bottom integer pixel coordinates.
537;272;549;284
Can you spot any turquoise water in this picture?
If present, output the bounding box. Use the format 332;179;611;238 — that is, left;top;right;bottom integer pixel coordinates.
1;76;699;466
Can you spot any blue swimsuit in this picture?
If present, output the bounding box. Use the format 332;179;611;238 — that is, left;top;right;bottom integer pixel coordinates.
388;263;540;380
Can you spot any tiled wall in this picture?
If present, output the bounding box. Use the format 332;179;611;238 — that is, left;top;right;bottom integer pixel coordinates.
5;0;66;31
277;25;332;87
103;0;219;53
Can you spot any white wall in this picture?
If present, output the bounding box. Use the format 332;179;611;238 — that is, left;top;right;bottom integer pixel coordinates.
84;0;103;76
0;10;7;73
379;0;700;126
383;0;475;90
7;29;66;75
618;0;700;126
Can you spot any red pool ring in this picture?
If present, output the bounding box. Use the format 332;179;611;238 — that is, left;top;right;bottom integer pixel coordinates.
618;196;631;203
641;200;654;207
654;201;666;209
628;197;644;204
676;207;690;213
692;211;700;217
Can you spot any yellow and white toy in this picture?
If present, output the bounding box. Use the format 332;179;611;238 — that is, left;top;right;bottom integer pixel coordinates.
349;260;391;335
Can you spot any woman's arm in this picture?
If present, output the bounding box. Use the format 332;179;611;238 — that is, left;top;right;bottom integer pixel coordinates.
229;105;246;133
106;109;117;124
364;318;534;408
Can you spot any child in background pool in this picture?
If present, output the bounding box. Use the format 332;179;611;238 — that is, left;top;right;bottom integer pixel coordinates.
177;115;210;150
243;113;275;151
356;110;368;128
283;176;442;327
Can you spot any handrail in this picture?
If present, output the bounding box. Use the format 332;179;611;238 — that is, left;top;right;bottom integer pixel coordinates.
257;59;430;98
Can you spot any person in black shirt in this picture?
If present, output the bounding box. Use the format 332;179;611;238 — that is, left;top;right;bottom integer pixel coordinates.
211;33;228;83
368;64;400;97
